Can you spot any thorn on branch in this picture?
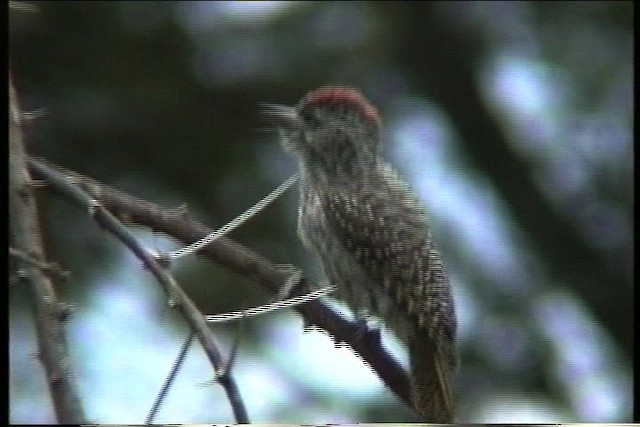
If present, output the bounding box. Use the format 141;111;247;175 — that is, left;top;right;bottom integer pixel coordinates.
56;302;76;322
87;199;101;217
166;203;190;218
27;179;49;189
9;247;70;281
21;108;47;122
151;251;172;269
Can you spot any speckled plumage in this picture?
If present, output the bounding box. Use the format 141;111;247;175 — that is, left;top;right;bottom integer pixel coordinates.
267;87;456;422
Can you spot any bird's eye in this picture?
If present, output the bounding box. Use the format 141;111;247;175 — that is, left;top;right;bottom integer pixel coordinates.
299;106;321;127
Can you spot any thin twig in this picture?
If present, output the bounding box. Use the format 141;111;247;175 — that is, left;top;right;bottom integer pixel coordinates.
205;285;335;323
169;173;299;260
145;331;195;425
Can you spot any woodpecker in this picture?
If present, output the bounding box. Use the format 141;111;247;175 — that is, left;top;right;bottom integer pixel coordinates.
263;86;456;422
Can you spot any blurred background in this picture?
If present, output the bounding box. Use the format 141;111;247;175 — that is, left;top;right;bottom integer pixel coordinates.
9;1;633;423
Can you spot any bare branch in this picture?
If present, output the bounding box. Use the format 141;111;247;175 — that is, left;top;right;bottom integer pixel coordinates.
9;75;86;423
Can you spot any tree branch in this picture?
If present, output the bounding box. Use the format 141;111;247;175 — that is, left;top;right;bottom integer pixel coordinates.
9;74;86;423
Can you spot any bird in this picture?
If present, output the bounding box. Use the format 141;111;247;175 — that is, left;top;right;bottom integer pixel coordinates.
262;86;457;422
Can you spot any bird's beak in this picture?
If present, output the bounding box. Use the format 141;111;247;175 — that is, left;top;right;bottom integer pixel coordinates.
259;103;300;130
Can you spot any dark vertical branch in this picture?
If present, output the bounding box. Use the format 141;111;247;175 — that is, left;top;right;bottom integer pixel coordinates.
9;73;87;423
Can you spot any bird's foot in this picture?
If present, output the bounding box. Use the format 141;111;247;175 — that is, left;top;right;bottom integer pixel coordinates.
353;317;383;347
